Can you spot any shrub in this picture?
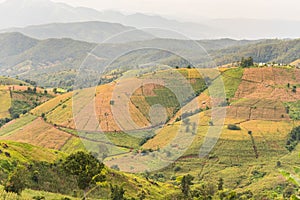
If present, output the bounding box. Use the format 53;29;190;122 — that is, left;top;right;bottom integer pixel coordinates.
174;166;181;172
111;165;120;171
286;126;300;151
227;124;241;130
5;166;27;195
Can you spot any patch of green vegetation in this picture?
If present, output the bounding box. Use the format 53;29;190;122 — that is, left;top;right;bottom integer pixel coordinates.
221;67;244;98
286;126;300;152
146;88;179;108
105;132;144;149
0;76;28;86
172;69;207;95
0;140;63;183
0;185;81;200
9;100;32;119
60;128;152;149
5;90;54;120
285;101;300;120
0;146;176;200
0;114;37;137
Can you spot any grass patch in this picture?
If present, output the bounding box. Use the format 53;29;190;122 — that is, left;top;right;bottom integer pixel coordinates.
0;88;11;119
285;101;300;120
0;114;37;137
221;67;244;98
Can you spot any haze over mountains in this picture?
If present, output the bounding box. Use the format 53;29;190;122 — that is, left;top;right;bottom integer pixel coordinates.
1;21;155;43
0;31;299;88
0;0;299;40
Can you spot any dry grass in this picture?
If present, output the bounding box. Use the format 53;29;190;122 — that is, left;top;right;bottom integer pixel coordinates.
235;67;300;101
0;86;11;118
1;118;72;150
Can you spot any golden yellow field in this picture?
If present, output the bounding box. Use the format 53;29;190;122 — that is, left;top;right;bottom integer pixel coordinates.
0;86;11;118
31;92;73;116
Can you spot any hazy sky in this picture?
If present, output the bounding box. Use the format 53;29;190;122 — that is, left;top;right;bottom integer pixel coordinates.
49;0;300;22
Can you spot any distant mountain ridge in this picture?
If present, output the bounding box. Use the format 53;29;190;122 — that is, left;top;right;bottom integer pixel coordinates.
0;0;299;39
213;39;300;65
0;32;299;88
1;21;155;43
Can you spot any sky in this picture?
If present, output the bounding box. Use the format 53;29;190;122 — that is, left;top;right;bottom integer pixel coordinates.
48;0;300;22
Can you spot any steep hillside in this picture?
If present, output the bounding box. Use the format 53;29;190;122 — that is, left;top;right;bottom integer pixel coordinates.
2;66;300;198
0;140;176;200
0;79;55;127
0;32;38;58
213;39;300;65
0;76;28;86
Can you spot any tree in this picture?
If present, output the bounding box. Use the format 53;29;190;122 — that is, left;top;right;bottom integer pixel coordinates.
63;151;105;199
53;88;57;94
241;57;254;68
276;161;281;167
138;190;146;200
292;86;297;93
110;184;126;200
181;174;194;197
218;178;224;191
5;166;28;195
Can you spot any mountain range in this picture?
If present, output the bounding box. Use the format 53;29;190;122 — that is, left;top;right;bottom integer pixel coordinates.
0;0;299;39
0;32;299;88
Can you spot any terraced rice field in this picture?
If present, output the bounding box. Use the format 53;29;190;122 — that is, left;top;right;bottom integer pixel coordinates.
0;117;72;150
235;67;300;101
31;92;73;116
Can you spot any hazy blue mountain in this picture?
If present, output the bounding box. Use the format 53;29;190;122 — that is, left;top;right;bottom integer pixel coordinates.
0;32;38;57
1;21;155;43
1;0;299;39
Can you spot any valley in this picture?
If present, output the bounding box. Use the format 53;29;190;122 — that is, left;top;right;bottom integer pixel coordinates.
0;0;299;199
0;65;300;199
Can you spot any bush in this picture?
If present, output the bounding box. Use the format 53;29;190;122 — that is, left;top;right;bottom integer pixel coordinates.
174;166;181;172
5;166;27;195
33;196;45;200
227;124;241;130
286;126;300;151
241;57;254;68
111;165;120;171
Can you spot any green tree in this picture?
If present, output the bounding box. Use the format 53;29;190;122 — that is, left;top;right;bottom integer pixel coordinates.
110;184;126;200
33;87;37;93
53;88;57;94
63;151;105;199
4;166;28;195
218;178;224;191
181;174;194;197
241;57;254;68
292;86;297;93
